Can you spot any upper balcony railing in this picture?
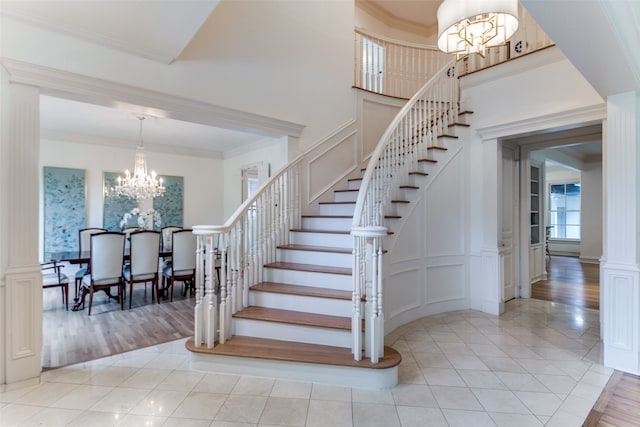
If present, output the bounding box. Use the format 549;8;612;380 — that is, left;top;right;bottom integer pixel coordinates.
354;7;554;99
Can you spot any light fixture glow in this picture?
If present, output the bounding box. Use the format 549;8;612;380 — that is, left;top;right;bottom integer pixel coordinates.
437;0;519;60
105;116;165;201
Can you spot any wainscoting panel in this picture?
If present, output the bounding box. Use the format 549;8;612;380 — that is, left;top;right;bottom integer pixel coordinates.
359;95;404;160
425;263;466;305
308;132;358;203
385;268;422;319
426;150;465;257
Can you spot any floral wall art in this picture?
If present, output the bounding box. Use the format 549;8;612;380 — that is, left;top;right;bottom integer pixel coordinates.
153;175;184;227
43;166;86;259
103;171;137;231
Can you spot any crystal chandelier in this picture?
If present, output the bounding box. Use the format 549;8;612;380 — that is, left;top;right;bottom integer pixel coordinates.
106;116;165;201
437;0;519;60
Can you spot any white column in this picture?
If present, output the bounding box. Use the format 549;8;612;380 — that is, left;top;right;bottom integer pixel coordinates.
1;79;43;386
602;91;640;375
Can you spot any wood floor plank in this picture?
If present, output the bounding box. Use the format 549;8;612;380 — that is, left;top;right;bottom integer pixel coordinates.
42;283;194;369
531;256;600;309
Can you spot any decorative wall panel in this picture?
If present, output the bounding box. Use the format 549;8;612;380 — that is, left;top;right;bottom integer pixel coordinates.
43;166;86;259
103;171;137;231
425;264;465;304
154;175;184;227
386;268;421;318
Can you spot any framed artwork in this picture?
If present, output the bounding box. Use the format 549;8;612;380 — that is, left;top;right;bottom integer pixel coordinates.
154;175;183;227
103;171;137;231
43;167;86;260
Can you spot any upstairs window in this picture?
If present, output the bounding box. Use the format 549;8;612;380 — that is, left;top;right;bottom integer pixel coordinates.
549;182;581;239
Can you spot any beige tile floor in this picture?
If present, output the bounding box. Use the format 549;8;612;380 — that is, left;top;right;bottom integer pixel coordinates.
0;298;610;426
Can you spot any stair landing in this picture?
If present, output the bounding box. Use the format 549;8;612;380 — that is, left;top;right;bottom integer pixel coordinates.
187;336;401;388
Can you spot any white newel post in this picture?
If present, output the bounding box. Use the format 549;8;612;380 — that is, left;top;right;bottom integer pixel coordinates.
193;226;219;348
1;80;43;386
351;226;387;363
602;92;640;375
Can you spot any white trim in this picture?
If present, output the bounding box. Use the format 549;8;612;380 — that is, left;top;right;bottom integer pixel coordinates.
475;104;606;141
0;58;306;139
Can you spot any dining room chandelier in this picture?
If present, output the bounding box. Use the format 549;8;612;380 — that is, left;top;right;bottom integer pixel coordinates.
106;116;165;201
437;0;519;60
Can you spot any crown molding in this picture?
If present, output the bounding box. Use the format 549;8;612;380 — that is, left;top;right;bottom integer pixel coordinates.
41;129;225;160
0;58;306;139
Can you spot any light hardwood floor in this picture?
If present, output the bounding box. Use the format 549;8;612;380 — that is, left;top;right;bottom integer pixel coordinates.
531;255;600;309
42;280;194;369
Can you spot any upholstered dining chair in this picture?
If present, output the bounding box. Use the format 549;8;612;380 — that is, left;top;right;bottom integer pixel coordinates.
123;230;160;308
81;232;125;315
161;226;182;252
41;260;70;310
162;229;196;302
75;227;106;297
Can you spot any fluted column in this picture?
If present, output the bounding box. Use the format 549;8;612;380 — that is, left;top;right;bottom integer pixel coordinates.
1;79;42;385
602;91;640;375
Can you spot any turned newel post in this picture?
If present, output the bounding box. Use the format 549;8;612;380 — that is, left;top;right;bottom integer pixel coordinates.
1;79;43;385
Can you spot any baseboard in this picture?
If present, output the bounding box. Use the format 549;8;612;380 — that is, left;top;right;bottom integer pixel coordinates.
580;257;601;265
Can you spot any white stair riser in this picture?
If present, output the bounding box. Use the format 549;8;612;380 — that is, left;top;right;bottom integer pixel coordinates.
319;203;355;216
302;216;352;232
264;268;351;290
249;291;353;317
347;180;362;190
334;191;358;202
289;231;352;248
277;249;352;268
234;318;352;348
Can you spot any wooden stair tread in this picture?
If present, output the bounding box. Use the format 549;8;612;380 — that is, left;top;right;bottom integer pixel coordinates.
391;200;410;204
251;282;352;300
459;110;473;115
277;244;351;254
409;171;428;176
348;177;362;181
234;306;351;329
437;134;459;139
448;122;471;127
427;146;448;151
186;336;401;370
418;158;437;163
265;262;351;275
399;185;419;189
334;189;358;193
290;228;350;235
385;215;401;219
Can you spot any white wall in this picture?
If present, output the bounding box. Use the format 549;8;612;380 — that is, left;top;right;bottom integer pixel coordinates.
223;136;288;219
581;160;603;262
40;138;224;233
2;1;355;151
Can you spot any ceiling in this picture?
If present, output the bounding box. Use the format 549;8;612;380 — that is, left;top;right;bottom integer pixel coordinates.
3;0;275;157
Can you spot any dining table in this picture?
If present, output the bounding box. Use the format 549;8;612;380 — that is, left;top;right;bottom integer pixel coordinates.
49;249;172;311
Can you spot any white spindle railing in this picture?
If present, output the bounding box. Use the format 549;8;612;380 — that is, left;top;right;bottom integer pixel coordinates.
193;160;301;347
351;59;459;362
354;28;450;99
355;8;555;97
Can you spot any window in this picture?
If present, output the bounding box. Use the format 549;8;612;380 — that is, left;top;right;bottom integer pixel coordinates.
548;182;581;239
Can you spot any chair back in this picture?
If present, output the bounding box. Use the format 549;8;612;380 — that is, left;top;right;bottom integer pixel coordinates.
90;232;125;282
129;230;160;276
79;228;106;254
161;226;182;251
171;229;196;271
